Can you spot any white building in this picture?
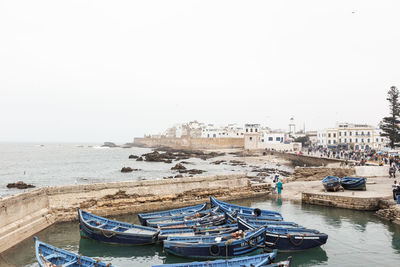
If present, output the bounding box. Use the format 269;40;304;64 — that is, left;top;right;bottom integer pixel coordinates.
306;131;318;146
317;123;388;151
244;123;301;151
244;123;261;150
317;130;327;147
201;123;244;138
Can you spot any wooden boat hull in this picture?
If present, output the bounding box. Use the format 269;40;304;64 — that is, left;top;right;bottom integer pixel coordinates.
35;237;113;267
159;225;238;241
239;218;303;229
163;228;266;259
263;229;328;251
79;209;158;245
340;177;367;190
210;196;283;221
322;176;341;191
138;203;207;226
152;250;278;267
146;207;221;228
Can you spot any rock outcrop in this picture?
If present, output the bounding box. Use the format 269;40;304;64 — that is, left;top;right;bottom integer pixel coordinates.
121;167;141;173
171;163;186;170
376;205;400;224
101;142;118;148
6;181;35;189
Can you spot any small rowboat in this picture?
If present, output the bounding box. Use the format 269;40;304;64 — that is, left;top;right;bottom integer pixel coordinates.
263;227;328;251
340;177;367;190
158;225;238;241
210;196;283;221
146;207;220;228
78;209;159;245
163;227;266;259
138;203;207;225
152;250;285;267
238;217;303;229
35;237;113;267
238;217;328;251
322;176;341;192
156;214;226;229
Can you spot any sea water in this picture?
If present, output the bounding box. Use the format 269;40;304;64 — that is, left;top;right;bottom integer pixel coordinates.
2;197;400;267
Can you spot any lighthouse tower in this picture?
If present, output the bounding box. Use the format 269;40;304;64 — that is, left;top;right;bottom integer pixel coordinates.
289;117;296;135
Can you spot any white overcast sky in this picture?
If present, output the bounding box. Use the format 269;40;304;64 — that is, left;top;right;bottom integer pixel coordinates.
1;0;399;143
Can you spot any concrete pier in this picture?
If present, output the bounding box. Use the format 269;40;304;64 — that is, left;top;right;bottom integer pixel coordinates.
0;174;270;253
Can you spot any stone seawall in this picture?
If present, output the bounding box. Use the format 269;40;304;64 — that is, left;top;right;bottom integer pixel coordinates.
302;192;381;211
133;137;244;149
0;174;269;253
287;167;355;182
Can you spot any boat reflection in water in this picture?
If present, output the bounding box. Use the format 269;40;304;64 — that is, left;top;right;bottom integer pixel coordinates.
79;238;164;258
278;247;328;266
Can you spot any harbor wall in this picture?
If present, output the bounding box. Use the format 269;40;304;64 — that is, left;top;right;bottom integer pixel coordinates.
302;192;381;211
354;165;389;177
0;174;269;253
0;189;53;254
133;137;244;149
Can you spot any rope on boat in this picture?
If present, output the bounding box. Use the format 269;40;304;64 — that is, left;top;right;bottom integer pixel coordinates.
268;234;280;246
225;238;235;258
101;229;116;238
288;234;304;247
246;236;257;248
209;244;220;257
78;254;82;266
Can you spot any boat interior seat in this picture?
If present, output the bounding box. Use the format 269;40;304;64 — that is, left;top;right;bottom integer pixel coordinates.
63;259;78;266
111;226;127;231
97;223;107;229
44;253;65;260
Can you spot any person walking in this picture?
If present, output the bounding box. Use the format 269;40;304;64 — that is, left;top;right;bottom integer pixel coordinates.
389;166;396;178
277;179;283;196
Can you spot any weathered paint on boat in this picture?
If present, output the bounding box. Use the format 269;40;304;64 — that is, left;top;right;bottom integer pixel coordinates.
210;196;283;221
152;250;279;267
340;177;367;190
163;227;266;259
35;237;114;267
322;176;341;191
78;209;159;245
138;203;207;225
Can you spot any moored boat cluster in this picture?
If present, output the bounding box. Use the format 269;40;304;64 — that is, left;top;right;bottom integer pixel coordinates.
35;196;329;266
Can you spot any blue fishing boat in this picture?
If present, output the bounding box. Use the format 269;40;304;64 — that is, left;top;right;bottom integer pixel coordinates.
322;176;341;192
158;225;238;241
138;203;207;225
35;237;114;267
152;250;285;267
238;218;303;229
78;209;159;245
263;227;328;251
156;214;226;229
238;218;327;251
340;177;367;190
210;196;283;221
163;227;266;259
146;207;221;228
